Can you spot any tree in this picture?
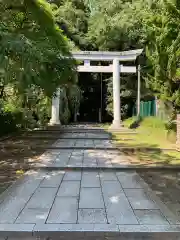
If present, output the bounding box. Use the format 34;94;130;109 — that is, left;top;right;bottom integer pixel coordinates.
87;0;143;51
0;0;78;130
0;0;76;96
52;0;91;50
141;0;180;115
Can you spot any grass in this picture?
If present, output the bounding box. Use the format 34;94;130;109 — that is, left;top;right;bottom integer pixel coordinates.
111;117;180;166
114;116;176;149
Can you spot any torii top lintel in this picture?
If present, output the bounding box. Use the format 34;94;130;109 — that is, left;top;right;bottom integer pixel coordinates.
72;49;143;61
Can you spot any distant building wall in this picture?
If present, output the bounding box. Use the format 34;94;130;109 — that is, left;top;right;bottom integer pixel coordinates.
156;100;173;121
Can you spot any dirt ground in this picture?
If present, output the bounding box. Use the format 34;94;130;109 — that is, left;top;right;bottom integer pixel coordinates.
139;170;180;219
0;131;60;195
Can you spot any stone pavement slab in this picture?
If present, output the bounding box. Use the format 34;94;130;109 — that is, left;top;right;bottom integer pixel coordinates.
124;188;159;209
104;193;139;224
40;171;64;188
16;208;50;224
134;209;169;225
101;181;123;197
78;209;107;223
99;171;117;181
81;172;100;187
79;188;104;208
25;187;57;209
69;155;84;162
47;197;78;223
57;181;80;197
116;171;144;188
63;171;82;181
68;158;83;167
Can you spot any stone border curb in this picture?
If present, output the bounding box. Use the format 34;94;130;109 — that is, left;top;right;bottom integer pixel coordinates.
1;224;180;238
33;224;119;237
0;224;34;238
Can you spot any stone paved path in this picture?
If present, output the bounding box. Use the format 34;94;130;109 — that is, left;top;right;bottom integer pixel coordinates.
36;131;129;168
0;125;180;240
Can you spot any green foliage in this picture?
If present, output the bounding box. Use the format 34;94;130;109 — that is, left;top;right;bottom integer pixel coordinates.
141;0;180;114
87;0;143;50
86;0;180;118
53;0;90;49
0;0;80;134
0;112;19;136
68;85;82;113
106;77;129;118
106;75;151;119
0;0;76;96
59;85;82;124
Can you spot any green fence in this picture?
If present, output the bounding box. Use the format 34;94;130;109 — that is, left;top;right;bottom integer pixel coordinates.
133;100;156;117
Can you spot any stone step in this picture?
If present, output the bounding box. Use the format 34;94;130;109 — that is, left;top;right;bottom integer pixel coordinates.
15;136;111;140
0;145;119;150
47;127;107;132
22;128;137;135
1;224;180;240
33;165;130;171
2;144;176;153
47;126;137;133
32;165;180;171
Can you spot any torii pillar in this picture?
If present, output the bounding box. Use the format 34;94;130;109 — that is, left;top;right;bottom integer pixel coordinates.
110;58;122;129
49;88;61;125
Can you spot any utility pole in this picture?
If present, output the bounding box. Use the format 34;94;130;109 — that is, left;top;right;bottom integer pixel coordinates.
137;64;141;116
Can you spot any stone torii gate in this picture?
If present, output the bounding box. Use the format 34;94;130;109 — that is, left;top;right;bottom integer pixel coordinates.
49;49;143;129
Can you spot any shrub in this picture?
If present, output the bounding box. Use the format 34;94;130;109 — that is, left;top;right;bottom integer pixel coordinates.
0;111;22;136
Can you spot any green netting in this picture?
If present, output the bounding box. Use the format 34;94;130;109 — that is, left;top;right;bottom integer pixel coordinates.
133;100;156;117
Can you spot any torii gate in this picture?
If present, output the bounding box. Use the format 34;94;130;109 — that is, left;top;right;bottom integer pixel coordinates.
49;49;143;129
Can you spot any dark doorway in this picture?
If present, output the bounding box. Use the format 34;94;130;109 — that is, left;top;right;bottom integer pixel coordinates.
78;73;112;123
